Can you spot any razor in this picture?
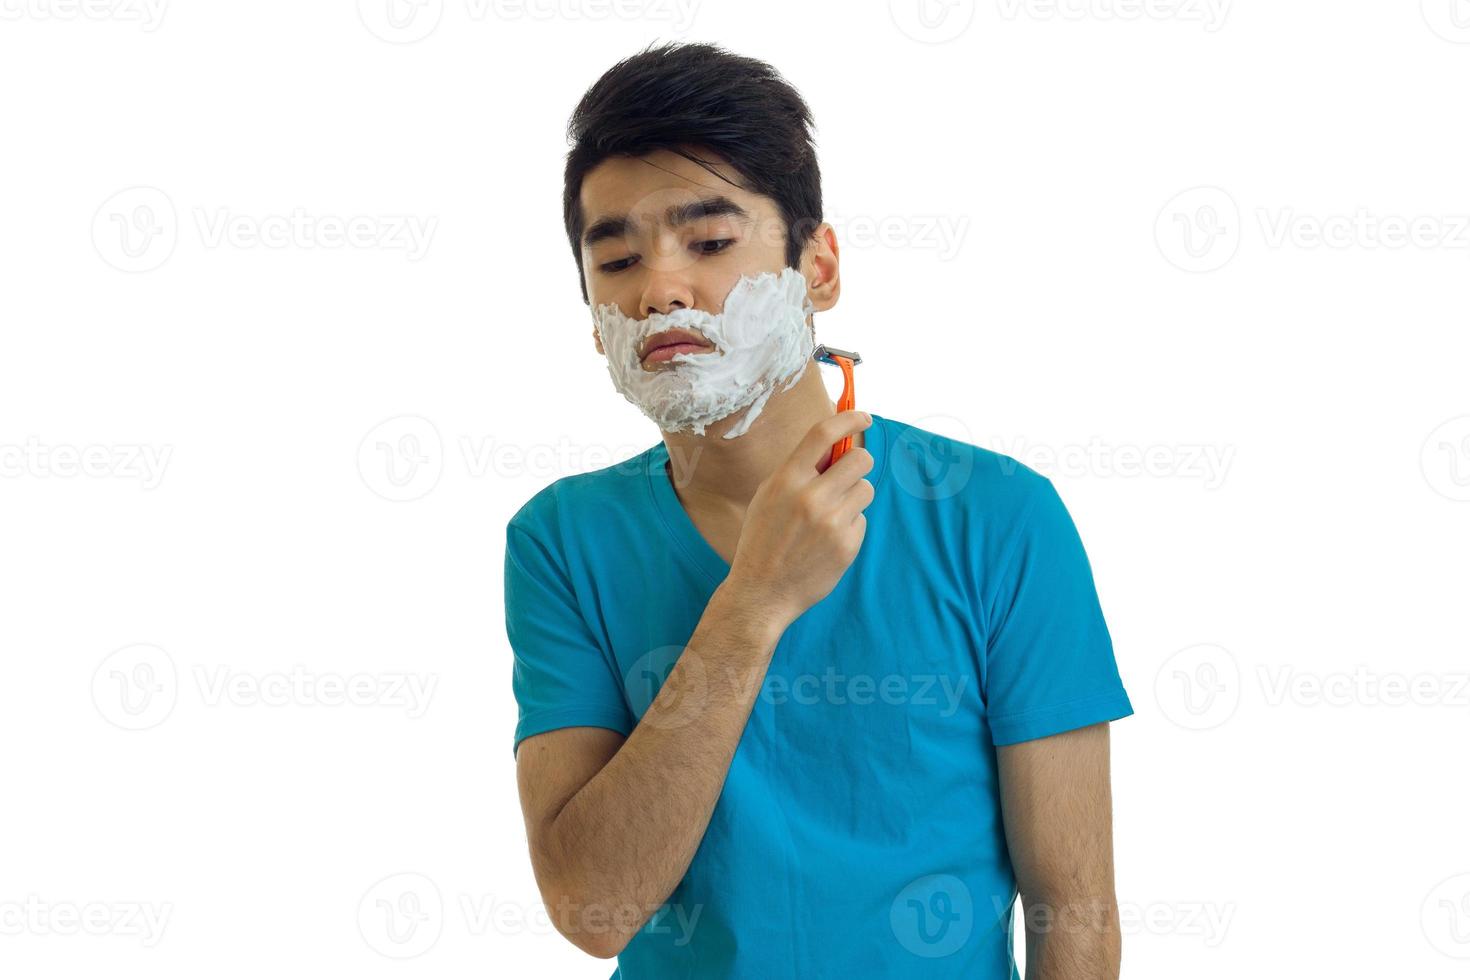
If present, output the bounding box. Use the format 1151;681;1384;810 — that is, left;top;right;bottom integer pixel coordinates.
812;344;863;465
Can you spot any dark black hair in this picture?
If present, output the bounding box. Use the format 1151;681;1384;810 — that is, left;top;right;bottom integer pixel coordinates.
562;41;823;305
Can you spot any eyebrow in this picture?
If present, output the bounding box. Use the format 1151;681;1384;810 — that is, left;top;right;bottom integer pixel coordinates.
581;195;752;250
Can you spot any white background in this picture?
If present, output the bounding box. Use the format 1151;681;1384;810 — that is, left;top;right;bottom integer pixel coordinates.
3;1;1468;977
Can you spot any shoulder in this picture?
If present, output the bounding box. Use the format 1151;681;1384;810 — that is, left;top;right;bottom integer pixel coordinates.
876;413;1059;522
506;443;661;547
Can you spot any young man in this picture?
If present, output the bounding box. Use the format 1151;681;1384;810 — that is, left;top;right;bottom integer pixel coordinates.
507;42;1133;979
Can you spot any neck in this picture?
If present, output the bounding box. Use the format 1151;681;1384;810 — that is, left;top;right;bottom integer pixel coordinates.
660;362;860;511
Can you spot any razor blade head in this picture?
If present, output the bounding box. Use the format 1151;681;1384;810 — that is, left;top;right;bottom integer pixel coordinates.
813;344;863;366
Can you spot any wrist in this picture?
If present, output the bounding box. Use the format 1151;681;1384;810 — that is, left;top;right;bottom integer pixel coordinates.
711;572;792;646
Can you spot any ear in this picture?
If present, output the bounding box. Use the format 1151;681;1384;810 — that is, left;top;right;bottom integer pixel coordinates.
801;222;841;315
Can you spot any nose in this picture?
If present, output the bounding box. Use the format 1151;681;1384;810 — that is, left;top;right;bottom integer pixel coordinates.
639;254;696;318
646;299;684;316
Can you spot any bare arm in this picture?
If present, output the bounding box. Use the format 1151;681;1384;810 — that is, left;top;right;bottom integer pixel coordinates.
516;580;784;957
514;411;875;959
996;722;1122;980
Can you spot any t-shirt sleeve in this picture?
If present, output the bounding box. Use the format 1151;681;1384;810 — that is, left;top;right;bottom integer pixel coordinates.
505;522;635;759
982;476;1133;746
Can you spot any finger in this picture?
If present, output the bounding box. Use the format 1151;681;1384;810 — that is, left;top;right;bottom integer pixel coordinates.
835;476;875;519
792;410;872;475
812;446;874;498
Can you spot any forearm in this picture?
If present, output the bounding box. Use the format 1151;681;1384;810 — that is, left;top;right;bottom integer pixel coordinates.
1022;892;1121;980
542;578;785;953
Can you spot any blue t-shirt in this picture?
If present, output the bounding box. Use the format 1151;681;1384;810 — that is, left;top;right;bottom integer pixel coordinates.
505;412;1133;979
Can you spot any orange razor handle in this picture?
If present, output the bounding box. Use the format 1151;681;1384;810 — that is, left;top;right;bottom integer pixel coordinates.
813;345;862;466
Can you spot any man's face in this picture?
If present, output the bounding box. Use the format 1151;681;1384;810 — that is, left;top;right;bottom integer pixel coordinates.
578;148;833;362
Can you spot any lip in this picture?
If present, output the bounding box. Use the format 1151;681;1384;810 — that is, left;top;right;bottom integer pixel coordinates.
640;328;714;363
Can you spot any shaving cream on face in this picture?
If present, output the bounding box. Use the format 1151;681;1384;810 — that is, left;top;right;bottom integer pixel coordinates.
591;267;815;439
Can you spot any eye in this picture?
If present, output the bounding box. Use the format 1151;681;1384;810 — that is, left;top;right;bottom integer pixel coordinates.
598;239;735;275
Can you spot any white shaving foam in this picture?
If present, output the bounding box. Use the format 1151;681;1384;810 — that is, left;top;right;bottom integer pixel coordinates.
591;267;815;439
